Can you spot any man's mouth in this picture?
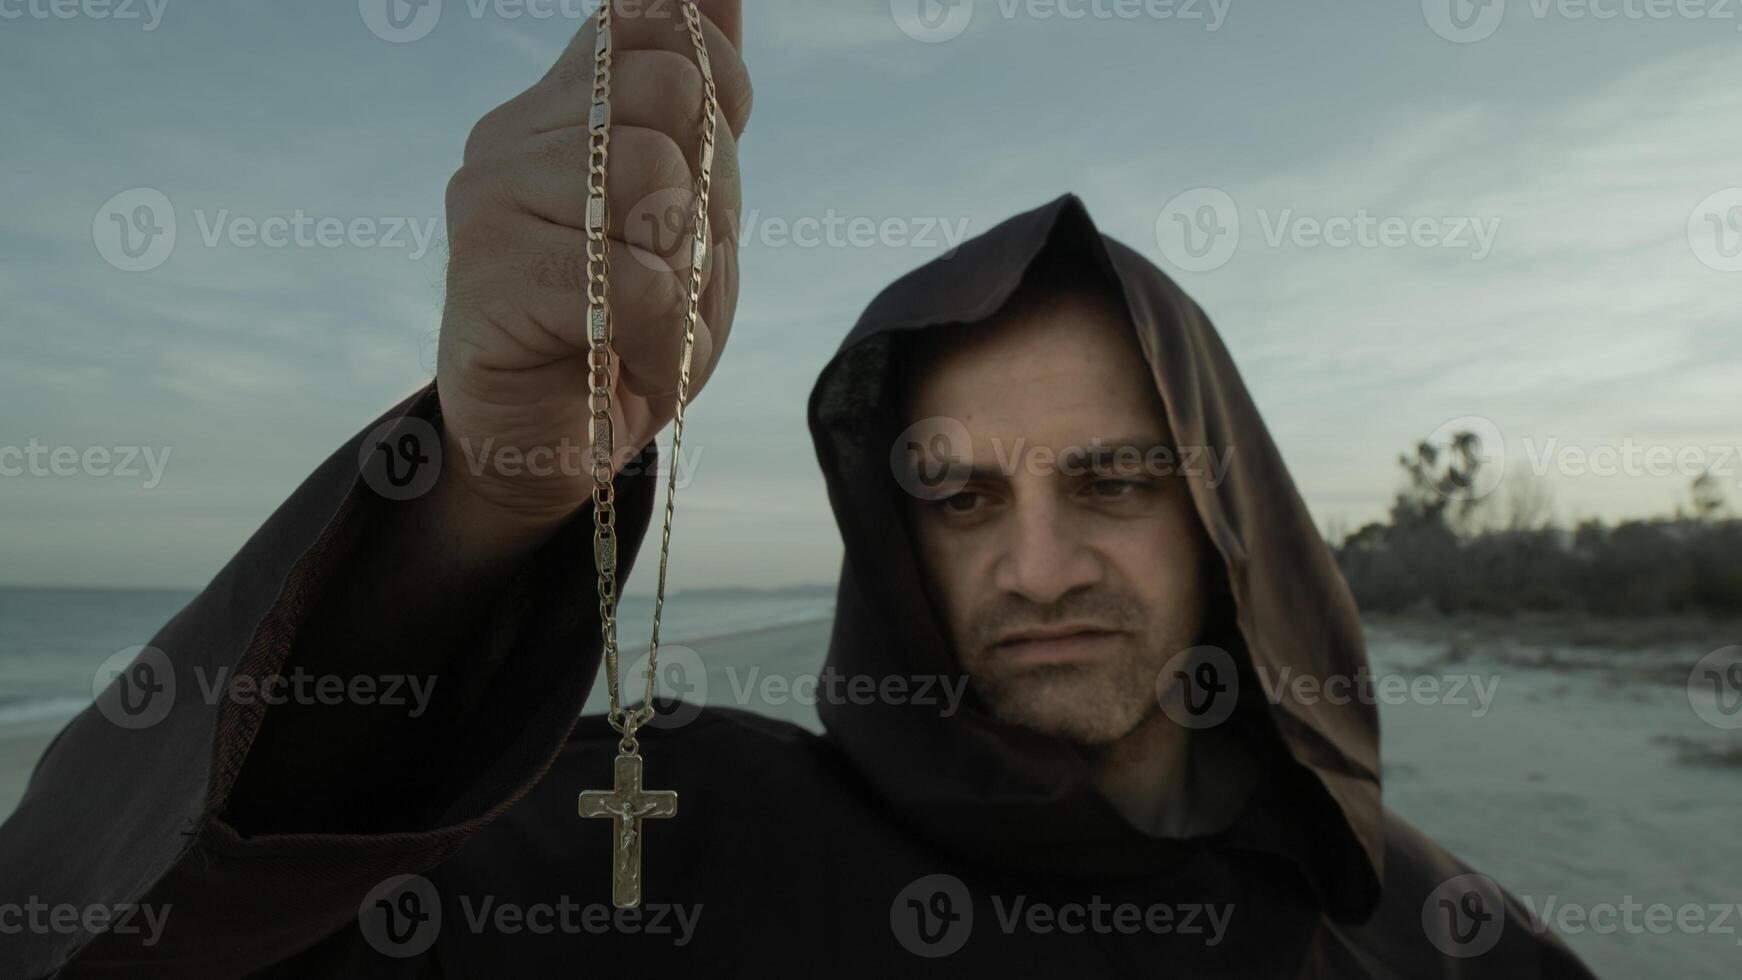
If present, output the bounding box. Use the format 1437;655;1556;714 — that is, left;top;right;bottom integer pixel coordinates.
990;625;1123;667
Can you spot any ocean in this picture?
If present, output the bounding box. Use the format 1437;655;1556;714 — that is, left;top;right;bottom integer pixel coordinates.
0;585;838;734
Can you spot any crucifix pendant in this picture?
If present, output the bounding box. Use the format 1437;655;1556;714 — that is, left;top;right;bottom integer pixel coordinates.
578;752;678;909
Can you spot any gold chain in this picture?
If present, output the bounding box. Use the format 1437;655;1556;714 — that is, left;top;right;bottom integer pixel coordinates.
585;0;720;756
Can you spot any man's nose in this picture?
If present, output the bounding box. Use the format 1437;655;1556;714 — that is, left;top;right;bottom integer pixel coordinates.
990;489;1103;606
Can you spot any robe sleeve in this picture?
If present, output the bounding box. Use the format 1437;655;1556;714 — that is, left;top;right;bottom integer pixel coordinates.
0;383;660;979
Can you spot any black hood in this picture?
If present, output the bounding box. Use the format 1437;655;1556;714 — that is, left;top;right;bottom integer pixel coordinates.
806;194;1383;920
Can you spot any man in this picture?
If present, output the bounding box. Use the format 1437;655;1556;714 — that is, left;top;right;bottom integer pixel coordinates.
0;3;1594;977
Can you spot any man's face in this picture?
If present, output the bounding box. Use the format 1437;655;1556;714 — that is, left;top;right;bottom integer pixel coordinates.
904;287;1212;745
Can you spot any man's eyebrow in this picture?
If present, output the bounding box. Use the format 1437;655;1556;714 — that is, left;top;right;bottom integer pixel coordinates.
947;436;1176;484
1064;438;1175;475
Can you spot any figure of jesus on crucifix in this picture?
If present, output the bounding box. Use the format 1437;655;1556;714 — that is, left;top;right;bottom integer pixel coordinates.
578;753;679;909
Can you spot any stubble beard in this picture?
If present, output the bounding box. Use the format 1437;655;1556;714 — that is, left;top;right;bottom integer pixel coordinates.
969;637;1163;745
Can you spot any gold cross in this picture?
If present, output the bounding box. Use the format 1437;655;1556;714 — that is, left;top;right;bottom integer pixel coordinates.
578;753;678;908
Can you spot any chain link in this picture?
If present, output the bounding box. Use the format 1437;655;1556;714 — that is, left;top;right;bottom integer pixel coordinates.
587;0;721;748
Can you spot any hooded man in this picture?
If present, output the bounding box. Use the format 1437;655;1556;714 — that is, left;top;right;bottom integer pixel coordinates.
0;5;1596;978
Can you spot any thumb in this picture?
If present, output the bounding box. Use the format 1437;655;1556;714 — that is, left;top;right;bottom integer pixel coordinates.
694;0;742;50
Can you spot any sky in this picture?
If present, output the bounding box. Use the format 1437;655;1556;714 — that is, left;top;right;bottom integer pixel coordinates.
0;0;1738;591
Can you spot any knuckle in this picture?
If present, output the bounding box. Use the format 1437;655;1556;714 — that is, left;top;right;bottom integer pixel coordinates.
463;97;525;162
644;130;691;189
463;113;500;162
721;69;753;136
444;165;476;213
529;126;586;174
521;238;586;294
653;52;706;116
446;179;512;256
546;49;595;91
654;265;689;320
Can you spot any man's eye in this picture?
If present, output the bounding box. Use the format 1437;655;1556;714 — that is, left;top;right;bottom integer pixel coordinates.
939;491;983;514
1089;479;1145;499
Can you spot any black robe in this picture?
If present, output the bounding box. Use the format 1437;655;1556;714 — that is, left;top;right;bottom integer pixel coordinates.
0;195;1597;978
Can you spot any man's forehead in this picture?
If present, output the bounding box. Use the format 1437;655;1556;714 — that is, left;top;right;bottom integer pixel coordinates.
898;318;1177;464
900;303;1164;437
